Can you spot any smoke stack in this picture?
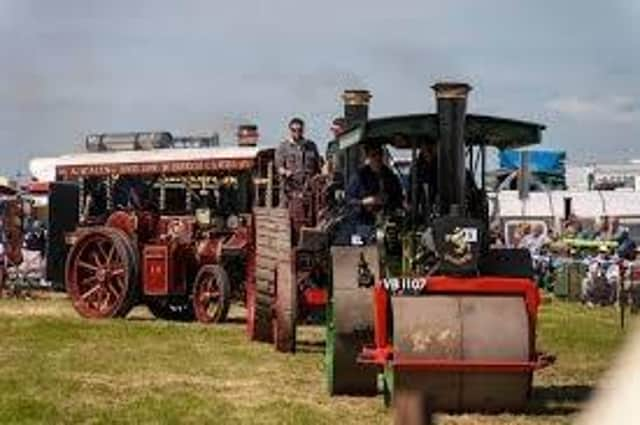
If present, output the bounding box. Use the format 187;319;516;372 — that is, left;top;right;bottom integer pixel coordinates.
432;82;472;216
237;124;259;147
341;90;372;128
341;90;372;179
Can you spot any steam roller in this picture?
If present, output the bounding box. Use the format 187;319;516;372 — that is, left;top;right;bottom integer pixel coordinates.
326;81;554;422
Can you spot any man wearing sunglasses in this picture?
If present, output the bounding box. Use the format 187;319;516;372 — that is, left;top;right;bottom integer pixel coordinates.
275;117;321;199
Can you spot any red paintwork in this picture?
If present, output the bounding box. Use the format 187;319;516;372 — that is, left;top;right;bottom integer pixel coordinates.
142;243;188;296
196;238;223;264
359;347;554;373
142;244;172;295
626;262;640;282
373;283;389;349
302;287;328;306
25;181;50;194
106;211;137;237
364;275;548;373
223;226;251;252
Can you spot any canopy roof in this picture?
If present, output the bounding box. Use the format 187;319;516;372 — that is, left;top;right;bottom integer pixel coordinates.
54;146;261;179
337;113;546;150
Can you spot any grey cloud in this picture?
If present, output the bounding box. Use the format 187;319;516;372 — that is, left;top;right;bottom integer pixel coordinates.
545;95;640;124
0;0;638;174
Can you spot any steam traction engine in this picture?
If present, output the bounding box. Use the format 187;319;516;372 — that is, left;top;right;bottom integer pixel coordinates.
247;161;334;351
324;83;554;423
48;132;262;322
246;91;369;352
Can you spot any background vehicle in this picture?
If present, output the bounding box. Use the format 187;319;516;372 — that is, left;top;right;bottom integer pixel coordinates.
47;131;265;322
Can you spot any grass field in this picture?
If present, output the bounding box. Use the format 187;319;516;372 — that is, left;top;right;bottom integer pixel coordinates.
0;295;632;425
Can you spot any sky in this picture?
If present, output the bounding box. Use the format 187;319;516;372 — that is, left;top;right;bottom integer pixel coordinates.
0;0;638;176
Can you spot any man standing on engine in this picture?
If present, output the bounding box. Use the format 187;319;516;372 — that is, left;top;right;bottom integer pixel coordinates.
275;117;321;202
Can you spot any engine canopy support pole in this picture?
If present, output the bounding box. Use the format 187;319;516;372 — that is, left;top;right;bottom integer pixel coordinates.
106;175;113;211
78;177;85;224
159;175;166;211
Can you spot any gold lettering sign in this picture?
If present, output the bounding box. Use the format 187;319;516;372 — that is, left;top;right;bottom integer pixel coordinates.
58;158;255;179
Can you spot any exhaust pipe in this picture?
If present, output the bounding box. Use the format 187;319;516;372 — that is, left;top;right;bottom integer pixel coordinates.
432;82;472;216
341;90;372;128
341;90;372;180
237;124;259;147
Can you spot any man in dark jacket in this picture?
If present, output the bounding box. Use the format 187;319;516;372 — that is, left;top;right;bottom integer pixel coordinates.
408;144;438;222
346;144;404;225
275;117;321;199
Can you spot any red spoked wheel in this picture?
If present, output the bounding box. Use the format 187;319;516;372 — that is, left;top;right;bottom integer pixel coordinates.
65;227;138;318
192;265;231;323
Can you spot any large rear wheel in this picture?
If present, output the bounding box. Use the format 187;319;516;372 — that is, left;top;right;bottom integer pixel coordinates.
274;255;297;353
252;266;274;342
66;227;138;318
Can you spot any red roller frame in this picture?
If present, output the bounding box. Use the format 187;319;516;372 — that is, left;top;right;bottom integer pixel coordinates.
359;275;553;373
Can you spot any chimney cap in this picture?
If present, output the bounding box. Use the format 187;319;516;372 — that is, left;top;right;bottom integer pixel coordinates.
237;124;259;146
341;89;372;106
431;82;472;99
237;124;258;135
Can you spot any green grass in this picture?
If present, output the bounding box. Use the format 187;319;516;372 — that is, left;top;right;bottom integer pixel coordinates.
0;296;632;424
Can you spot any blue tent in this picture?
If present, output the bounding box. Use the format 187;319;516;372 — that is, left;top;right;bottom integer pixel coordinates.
499;149;566;175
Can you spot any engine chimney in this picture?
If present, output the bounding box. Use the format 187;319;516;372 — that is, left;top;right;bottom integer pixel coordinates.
432;82;472;216
341;90;372;128
341;90;372;180
237;124;259;147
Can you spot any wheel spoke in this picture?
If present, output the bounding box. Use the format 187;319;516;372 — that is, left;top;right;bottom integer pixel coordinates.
81;283;101;300
78;261;98;272
111;267;126;277
99;287;111;311
206;276;216;291
106;245;116;265
89;287;107;310
106;281;120;301
96;241;110;265
79;276;98;288
204;290;220;300
92;251;104;268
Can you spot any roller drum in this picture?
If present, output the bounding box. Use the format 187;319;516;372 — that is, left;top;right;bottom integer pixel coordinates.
326;246;379;395
391;295;532;412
